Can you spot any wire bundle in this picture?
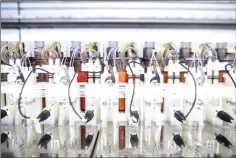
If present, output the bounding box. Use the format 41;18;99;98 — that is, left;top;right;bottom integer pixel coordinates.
15;41;24;57
160;42;179;66
198;43;218;62
18;68;54;119
119;42;138;69
69;47;80;67
1;43;20;64
80;42;99;63
118;43;145;123
41;42;60;64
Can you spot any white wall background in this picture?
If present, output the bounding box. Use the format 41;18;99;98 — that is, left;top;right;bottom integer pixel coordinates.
1;1;235;44
1;28;236;43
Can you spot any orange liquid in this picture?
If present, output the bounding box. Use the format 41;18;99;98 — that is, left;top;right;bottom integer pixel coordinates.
180;72;186;83
162;72;168;83
118;72;128;112
218;71;225;82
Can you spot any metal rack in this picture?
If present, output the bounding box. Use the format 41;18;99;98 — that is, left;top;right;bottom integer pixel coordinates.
1;1;236;29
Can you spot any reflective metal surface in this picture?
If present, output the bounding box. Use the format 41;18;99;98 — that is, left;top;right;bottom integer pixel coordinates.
95;122;236;157
1;122;236;157
1;124;99;158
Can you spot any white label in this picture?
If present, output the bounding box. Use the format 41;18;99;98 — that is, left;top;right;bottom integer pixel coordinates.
94;65;101;72
168;141;176;149
12;139;19;148
51;140;60;149
34;119;42;134
119;91;126;98
206;140;214;149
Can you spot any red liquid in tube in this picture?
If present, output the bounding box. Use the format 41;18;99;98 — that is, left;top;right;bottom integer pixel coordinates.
77;72;88;112
161;97;164;113
81;125;86;149
38;74;49;109
42;97;46;108
119;126;125;150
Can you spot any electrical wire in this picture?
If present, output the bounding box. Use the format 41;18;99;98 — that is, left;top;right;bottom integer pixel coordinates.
201;47;218;61
127;60;161;122
68;72;83;120
119;43;138;70
70;47;80;67
52;41;62;57
119;42;138;59
80;42;99;64
225;64;236;88
68;70;103;120
179;60;197;119
126;61;151;122
188;49;205;84
118;44;139;120
1;44;19;64
160;43;179;66
16;41;24;58
105;47;117;68
149;49;160;67
20;51;32;67
1;61;14;68
18;68;54;119
126;61;136;116
89;130;100;158
120;44;159;121
61;57;66;66
41;45;59;64
82;49;99;64
233;47;236;68
197;43;217;63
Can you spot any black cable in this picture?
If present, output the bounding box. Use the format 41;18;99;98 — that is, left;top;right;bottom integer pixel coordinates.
18;68;54;119
225;64;236;88
129;59;197;121
1;61;14;68
90;130;100;158
179;62;197;119
127;61;162;123
126;61;149;123
68;69;102;120
127;61;144;66
68;72;82;120
127;61;146;114
126;62;136;117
